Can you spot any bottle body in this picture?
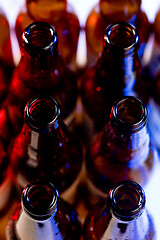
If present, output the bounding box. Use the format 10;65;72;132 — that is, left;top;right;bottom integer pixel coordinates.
84;96;158;206
15;0;80;69
85;0;151;65
6;181;81;240
83;180;156;240
10;96;83;204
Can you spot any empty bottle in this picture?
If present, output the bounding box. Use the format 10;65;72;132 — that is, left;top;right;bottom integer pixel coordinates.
83;180;156;240
84;96;158;206
81;22;148;141
85;0;151;65
6;180;81;240
15;0;80;69
10;96;83;204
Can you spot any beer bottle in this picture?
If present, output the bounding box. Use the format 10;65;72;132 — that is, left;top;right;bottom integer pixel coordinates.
10;96;83;205
15;0;80;69
6;180;81;240
84;96;158;206
83;180;156;240
81;22;148;141
85;0;151;65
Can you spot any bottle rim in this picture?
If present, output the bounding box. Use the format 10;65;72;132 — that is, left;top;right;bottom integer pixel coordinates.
103;22;139;55
24;96;60;132
109;180;146;221
22;180;59;221
111;96;148;133
22;21;58;57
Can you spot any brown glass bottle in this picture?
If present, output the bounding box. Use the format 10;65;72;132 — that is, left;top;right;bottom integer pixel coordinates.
6;180;81;240
10;96;83;204
83;180;156;240
81;22;148;141
15;0;80;69
3;21;78;131
84;96;158;206
85;0;151;65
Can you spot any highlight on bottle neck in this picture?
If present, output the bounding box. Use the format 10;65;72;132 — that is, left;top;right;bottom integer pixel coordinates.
24;96;60;132
109;180;145;221
22;21;58;57
110;96;147;133
103;22;139;55
22;181;58;221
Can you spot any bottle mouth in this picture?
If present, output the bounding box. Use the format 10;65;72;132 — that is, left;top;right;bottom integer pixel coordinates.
103;22;139;55
22;21;58;57
22;181;58;221
111;96;147;133
109;180;145;221
24;96;60;132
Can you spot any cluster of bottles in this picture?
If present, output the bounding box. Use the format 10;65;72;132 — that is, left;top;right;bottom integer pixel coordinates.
0;0;160;239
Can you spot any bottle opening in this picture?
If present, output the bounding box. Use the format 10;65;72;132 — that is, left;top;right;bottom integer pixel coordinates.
104;22;139;53
22;181;58;220
22;21;58;57
25;96;60;132
112;96;147;132
110;180;145;221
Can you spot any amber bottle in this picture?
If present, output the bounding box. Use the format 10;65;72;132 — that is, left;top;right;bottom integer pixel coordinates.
83;180;156;240
10;96;83;204
85;0;151;65
6;180;81;240
3;21;77;130
84;96;158;206
15;0;80;68
81;22;148;141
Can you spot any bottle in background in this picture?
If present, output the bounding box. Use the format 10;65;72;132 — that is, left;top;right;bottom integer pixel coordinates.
84;96;158;206
83;180;156;240
6;180;81;240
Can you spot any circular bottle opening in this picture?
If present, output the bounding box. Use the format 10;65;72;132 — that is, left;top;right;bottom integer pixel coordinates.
22;181;58;220
104;22;139;54
22;21;58;57
110;180;145;221
112;96;147;133
24;96;60;132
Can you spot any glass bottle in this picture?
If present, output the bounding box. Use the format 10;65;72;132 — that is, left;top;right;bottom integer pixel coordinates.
81;22;148;142
83;180;156;240
6;180;81;240
15;0;80;69
10;96;83;205
85;0;151;65
3;21;78;132
84;96;158;206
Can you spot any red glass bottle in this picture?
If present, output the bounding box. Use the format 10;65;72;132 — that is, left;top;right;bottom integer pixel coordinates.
6;180;81;240
10;96;83;204
85;0;151;65
15;0;80;69
84;96;158;206
83;180;156;240
3;21;78;132
81;22;148;142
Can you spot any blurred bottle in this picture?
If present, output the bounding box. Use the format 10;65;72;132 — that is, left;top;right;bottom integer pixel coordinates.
81;22;149;142
84;96;158;206
3;21;78;133
85;0;151;65
9;96;83;204
6;180;81;240
15;0;80;69
83;180;156;240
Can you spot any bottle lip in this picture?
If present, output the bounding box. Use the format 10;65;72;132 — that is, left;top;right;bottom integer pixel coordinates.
109;180;146;221
22;21;58;57
103;22;139;55
24;96;60;132
22;180;59;221
111;96;148;133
